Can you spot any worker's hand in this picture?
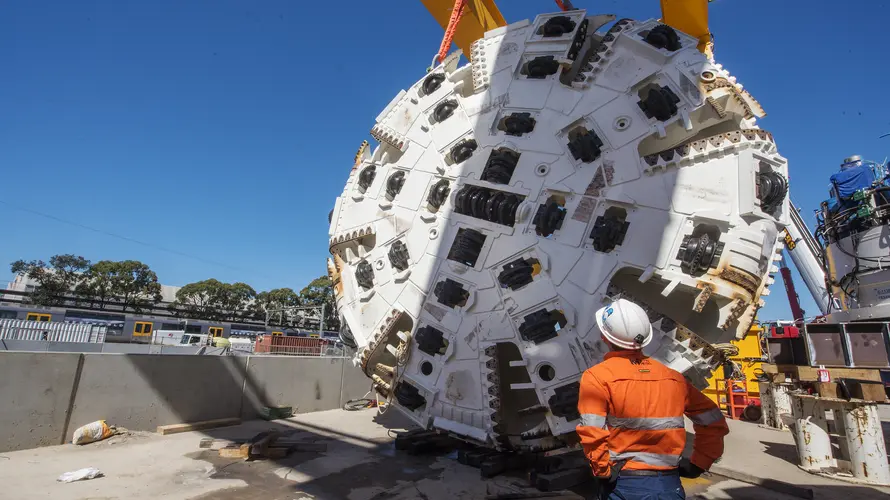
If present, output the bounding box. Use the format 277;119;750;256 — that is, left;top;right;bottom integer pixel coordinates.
596;465;620;486
678;458;705;479
595;466;619;499
608;464;621;484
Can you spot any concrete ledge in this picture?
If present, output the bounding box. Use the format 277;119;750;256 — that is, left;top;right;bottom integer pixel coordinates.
0;352;82;452
240;356;346;419
67;354;249;439
340;362;372;406
0;352;372;452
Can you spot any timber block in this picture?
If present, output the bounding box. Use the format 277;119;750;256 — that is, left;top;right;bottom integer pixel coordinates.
157;417;241;435
530;466;592;491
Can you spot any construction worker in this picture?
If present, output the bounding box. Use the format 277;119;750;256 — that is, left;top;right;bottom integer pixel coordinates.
577;298;729;499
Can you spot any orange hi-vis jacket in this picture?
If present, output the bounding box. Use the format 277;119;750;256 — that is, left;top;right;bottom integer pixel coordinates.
576;350;729;476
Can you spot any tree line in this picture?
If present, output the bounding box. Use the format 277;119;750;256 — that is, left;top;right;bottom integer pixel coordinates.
9;254;337;329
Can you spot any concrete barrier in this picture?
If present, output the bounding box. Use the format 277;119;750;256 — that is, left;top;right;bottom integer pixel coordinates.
240;356;347;419
340;362;373;406
67;354;249;440
0;342;208;355
0;352;82;452
99;343;155;354
0;339;51;352
0;352;374;452
47;342;103;353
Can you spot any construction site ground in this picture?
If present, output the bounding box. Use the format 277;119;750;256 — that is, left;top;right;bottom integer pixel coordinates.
2;408;889;500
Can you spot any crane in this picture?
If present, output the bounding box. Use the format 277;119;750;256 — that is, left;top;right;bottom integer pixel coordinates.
783;201;831;315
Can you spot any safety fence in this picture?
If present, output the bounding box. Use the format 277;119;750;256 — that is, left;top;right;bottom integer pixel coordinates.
0;319;106;343
253;335;352;357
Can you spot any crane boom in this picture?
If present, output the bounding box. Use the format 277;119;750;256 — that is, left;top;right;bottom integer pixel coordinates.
784;200;831;315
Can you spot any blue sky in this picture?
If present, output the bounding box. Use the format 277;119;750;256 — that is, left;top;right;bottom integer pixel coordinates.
2;0;888;322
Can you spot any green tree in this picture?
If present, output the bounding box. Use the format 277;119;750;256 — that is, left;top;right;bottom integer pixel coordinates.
172;279;257;321
75;260;116;309
217;282;257;321
76;260;162;312
112;261;163;312
299;276;338;330
173;279;223;319
256;287;301;325
10;254;91;306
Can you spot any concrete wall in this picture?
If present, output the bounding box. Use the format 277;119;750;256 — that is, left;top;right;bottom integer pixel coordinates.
47;341;104;353
67;355;249;440
1;339;102;353
0;352;81;452
241;356;345;419
0;352;373;452
340;362;373;407
100;343;157;354
0;341;204;355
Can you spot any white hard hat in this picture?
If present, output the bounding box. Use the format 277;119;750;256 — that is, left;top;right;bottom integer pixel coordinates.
595;298;653;350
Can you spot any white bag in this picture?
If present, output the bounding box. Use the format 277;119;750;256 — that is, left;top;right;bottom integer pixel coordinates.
57;467;103;483
71;420;113;445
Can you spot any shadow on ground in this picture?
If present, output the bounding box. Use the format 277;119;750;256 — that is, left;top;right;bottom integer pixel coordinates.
701;481;890;500
188;408;606;500
759;440;801;464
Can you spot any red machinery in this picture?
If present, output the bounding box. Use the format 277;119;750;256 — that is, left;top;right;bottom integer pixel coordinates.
778;256;806;323
770;323;800;339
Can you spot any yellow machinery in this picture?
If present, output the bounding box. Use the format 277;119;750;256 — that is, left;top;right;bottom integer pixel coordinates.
659;0;712;56
703;326;765;417
421;0;713;59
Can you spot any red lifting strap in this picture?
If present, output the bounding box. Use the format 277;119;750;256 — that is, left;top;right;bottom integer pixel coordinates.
555;0;575;11
436;0;467;64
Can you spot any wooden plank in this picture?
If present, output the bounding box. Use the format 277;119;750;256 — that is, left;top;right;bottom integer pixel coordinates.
219;445;249;459
761;364;883;382
199;438;240;450
248;430;281;458
815;382;838;398
217;430;286;460
157;417;241;436
844;381;888;402
831;369;884;382
858;383;887;402
794;366;819;380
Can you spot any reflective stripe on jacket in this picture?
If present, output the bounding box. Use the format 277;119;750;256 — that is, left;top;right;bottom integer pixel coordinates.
576;350;729;476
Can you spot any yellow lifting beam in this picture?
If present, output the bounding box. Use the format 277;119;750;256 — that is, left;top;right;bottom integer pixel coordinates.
421;0;714;58
660;0;713;56
420;0;507;57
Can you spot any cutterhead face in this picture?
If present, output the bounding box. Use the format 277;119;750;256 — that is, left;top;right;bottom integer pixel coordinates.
327;11;788;450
